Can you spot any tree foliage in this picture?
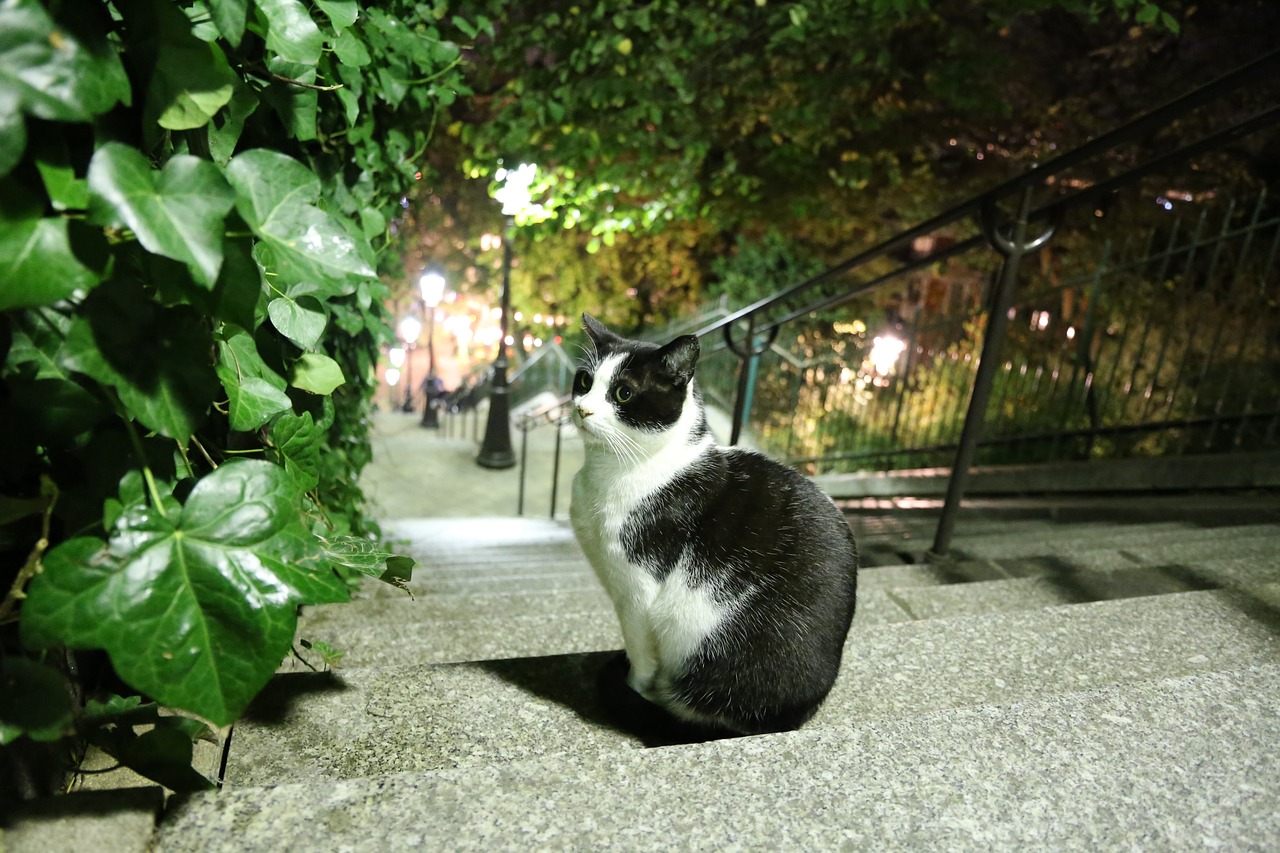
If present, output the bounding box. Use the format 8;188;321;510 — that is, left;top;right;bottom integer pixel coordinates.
0;0;473;794
412;0;1277;331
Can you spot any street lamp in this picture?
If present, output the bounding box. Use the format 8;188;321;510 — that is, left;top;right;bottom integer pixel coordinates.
419;269;447;428
397;315;422;412
477;163;538;469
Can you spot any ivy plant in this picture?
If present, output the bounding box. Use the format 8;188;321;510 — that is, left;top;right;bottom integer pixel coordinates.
0;0;477;793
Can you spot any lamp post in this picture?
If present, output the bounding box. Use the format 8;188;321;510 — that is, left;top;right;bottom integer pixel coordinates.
477;163;537;469
419;269;447;428
397;315;422;413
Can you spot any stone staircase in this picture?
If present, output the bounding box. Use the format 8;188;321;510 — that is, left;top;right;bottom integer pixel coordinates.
143;508;1280;851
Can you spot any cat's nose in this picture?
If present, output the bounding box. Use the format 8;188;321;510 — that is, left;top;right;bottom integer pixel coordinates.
576;405;593;419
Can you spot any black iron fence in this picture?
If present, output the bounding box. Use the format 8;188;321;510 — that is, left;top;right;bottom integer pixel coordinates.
689;50;1280;556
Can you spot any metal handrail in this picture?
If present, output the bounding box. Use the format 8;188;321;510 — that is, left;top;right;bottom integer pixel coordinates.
514;394;574;517
687;48;1280;558
695;49;1280;343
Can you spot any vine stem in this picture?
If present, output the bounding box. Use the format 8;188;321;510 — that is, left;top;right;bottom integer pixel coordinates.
0;478;58;624
123;419;169;519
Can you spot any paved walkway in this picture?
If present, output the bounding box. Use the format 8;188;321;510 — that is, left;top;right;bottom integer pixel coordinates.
360;397;742;521
360;402;584;520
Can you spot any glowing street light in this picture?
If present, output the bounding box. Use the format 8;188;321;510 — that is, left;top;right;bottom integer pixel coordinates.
419;269;447;428
397;315;422;412
869;334;906;376
477;163;538;470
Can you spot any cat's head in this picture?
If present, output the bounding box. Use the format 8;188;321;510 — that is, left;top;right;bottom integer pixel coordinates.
571;314;704;453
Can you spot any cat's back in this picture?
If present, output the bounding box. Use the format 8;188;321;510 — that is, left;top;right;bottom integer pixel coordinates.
628;445;858;589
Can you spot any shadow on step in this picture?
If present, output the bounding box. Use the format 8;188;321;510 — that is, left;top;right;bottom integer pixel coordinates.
475;650;741;749
239;671;348;725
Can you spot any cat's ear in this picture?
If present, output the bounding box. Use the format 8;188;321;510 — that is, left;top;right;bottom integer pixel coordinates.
657;334;699;384
582;313;620;350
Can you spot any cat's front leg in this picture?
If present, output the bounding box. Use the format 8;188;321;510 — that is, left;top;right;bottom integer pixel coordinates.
613;594;661;698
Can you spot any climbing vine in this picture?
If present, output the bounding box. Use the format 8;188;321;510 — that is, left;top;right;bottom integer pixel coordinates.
0;0;477;793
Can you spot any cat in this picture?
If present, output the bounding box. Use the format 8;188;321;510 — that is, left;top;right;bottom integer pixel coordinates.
569;314;858;737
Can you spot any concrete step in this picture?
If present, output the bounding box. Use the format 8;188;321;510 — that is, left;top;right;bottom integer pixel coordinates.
950;522;1278;561
228;584;1280;787
155;664;1280;852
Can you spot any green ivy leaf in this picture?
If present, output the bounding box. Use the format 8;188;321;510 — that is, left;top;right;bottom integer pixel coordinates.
228;376;293;432
320;535;415;590
332;29;371;67
0;0;130;123
315;0;359;31
207;83;260;167
97;724;215;793
211;238;263;330
34;140;89;211
149;12;237;131
224;149;375;288
207;0;249;48
258;0;324;66
215;328;292;430
20;460;340;726
0;183;99;310
0;89;23;179
87;143;236;288
268;295;327;350
0;657;75;745
269;411;321;491
61;279;216;442
290;352;345;395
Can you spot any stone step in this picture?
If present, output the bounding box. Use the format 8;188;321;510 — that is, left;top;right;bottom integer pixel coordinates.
227;584;1280;787
288;588;915;671
950;522;1278;560
301;543;1275;670
155;664;1280;852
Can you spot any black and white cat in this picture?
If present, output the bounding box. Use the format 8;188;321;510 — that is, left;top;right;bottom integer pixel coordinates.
570;314;858;736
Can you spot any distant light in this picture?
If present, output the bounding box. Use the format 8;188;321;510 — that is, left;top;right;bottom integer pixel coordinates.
419;271;446;306
388;347;406;368
385;368;401;387
869;334;906;376
495;162;538;216
398;315;422;344
1066;326;1076;340
504;335;515;346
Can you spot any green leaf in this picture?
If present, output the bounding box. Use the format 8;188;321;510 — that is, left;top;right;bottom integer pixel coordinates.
0;89;24;179
87;143;236;288
149;20;237;131
228;376;293;431
99;724;215;793
207;0;249;47
258;0;324;65
0;657;75;745
0;0;130;123
225;149;375;288
315;0;359;31
211;238;262;330
268;295;327;349
261;58;318;141
321;535;415;590
35;141;89;211
332;29;371;67
0;183;99;310
207;83;260;166
269;411;321;491
61;279;216;442
290;352;345;394
20;460;339;726
215;328;292;430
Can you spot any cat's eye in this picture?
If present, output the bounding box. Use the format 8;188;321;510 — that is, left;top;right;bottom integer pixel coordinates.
613;384;634;404
573;370;593;394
